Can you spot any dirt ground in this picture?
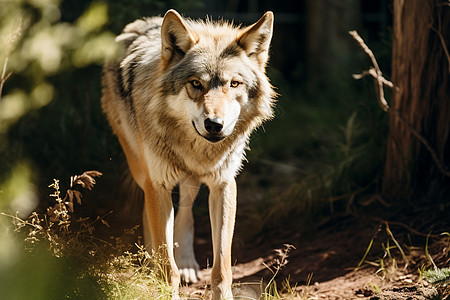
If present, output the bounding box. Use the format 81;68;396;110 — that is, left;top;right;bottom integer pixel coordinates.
178;203;445;300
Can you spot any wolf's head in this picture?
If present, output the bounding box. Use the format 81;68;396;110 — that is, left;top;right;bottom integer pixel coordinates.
160;10;275;143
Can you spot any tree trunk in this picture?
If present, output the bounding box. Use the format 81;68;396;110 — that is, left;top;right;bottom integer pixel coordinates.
382;0;450;202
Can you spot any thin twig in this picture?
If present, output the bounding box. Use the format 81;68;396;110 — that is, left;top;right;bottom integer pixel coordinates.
0;56;12;100
372;217;440;238
349;30;391;112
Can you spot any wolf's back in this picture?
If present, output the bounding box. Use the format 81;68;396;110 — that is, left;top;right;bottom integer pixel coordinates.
116;17;163;49
101;16;163;131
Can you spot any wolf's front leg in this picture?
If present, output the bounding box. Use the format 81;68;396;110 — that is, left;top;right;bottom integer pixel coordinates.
143;180;180;295
174;177;200;283
208;179;237;300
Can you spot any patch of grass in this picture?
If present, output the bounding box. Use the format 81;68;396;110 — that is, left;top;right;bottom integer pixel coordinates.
356;237;375;271
356;225;450;294
356;224;409;280
418;232;450;298
104;244;174;299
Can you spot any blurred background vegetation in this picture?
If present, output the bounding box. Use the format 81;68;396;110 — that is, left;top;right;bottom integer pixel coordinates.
0;0;395;297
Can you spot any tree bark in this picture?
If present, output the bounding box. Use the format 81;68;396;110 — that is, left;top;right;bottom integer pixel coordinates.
382;0;450;202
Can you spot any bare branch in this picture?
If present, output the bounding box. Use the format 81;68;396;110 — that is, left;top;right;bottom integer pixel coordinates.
350;30;450;177
352;68;376;80
349;30;392;112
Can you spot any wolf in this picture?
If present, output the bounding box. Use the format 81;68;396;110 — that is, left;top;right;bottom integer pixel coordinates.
101;9;275;299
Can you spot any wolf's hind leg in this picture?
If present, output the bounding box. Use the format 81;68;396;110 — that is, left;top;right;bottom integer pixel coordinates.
142;207;152;249
174;177;200;284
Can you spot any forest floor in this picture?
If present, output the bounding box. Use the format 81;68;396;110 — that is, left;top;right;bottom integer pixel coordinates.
153;175;449;300
182;209;446;299
95;163;449;300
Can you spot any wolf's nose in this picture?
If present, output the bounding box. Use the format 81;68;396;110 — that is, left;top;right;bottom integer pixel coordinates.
204;118;224;133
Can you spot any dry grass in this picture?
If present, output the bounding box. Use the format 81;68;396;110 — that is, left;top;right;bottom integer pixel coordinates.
352;224;450;297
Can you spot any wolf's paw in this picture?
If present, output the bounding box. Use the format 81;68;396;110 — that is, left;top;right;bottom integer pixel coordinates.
174;229;200;283
177;258;200;284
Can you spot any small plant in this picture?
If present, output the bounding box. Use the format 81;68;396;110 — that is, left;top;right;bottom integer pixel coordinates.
4;171;104;256
421;268;450;284
262;244;296;299
356;237;374;271
355;223;408;280
419;232;450;297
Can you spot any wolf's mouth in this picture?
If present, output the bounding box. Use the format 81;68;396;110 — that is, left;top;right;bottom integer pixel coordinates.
192;121;225;143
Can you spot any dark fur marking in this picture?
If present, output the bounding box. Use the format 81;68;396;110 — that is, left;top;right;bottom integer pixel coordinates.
117;51;142;116
220;45;240;59
248;75;261;100
144;25;161;36
209;73;225;89
117;65;127;100
127;60;138;95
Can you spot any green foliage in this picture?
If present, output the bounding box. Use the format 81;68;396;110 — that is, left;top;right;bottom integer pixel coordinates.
0;0;118;110
1;170;293;299
0;0;122;214
420;233;450;286
421;268;450;284
244;80;388;237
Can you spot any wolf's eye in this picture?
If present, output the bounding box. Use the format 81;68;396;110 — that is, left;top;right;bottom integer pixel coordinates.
230;81;241;88
190;80;203;90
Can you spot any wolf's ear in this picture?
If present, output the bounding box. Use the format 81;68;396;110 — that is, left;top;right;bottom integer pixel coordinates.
237;11;274;68
161;10;198;63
